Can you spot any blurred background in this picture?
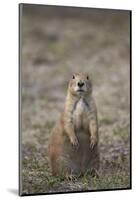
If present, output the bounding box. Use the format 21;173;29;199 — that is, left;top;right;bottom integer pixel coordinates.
20;4;130;195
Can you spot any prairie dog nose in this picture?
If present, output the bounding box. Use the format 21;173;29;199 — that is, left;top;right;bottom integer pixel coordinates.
78;81;84;88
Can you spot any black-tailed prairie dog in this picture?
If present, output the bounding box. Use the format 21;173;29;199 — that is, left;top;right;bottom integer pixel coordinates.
48;73;99;177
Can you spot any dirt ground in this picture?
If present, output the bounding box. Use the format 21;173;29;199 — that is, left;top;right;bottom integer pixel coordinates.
20;5;131;195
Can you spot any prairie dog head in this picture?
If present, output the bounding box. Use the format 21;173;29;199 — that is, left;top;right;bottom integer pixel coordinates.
68;73;92;97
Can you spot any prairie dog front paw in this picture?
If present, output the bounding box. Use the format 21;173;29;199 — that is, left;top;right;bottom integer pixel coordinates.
70;136;79;149
90;136;97;149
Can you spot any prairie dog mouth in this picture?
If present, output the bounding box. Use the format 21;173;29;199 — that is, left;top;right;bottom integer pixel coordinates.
77;89;84;92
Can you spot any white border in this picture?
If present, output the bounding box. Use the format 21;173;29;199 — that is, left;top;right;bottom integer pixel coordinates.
0;0;134;199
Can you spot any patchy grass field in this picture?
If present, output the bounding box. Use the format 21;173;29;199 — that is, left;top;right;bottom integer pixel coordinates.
20;5;131;195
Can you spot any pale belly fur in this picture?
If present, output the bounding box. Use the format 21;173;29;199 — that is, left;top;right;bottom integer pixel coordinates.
73;98;89;132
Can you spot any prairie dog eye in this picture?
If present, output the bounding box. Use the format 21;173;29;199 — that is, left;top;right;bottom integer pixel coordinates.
86;76;89;80
72;75;75;79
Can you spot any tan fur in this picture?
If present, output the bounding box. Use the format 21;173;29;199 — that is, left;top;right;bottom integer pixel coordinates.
48;73;99;177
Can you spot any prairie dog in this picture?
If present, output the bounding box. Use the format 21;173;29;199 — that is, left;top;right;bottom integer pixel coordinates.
48;73;99;177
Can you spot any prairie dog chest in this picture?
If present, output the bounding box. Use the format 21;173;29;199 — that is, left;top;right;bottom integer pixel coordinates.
73;98;90;130
73;98;89;119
